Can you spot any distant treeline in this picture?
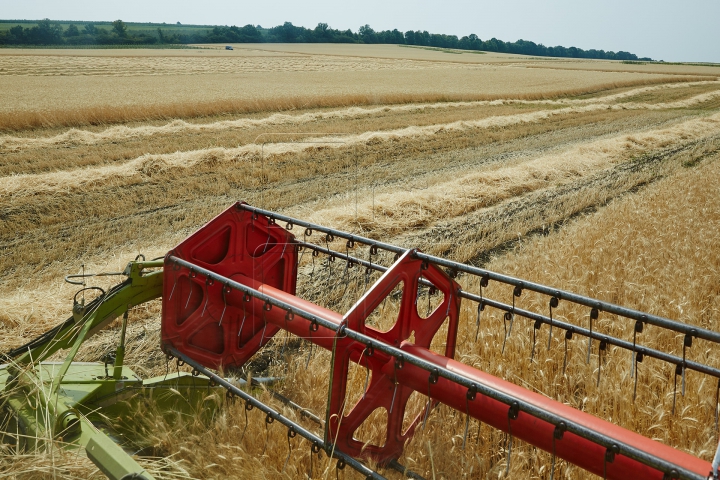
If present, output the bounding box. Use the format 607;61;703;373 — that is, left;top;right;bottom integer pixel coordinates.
0;19;652;61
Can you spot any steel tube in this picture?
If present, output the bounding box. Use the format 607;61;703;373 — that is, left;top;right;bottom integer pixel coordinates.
240;203;720;344
296;241;720;379
415;252;720;344
471;293;720;379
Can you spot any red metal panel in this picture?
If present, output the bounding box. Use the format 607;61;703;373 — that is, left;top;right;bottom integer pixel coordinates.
326;250;461;461
161;203;297;369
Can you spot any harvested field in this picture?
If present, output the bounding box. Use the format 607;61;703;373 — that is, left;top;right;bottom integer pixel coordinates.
1;44;720;479
0;46;711;131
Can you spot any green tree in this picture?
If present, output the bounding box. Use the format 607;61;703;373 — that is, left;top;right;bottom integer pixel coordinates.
358;24;377;43
8;25;25;43
64;24;80;37
314;22;329;40
112;20;128;38
28;19;64;45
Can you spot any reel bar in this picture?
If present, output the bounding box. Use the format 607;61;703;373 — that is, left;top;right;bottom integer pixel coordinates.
257;381;324;426
297;240;378;270
240;203;720;345
418;251;720;344
467;293;720;379
165;347;385;480
387;460;428;480
296;239;720;381
167;254;709;480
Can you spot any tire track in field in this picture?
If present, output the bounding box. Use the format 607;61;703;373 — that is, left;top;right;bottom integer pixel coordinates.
1;107;719;200
294;112;720;235
2;80;718;152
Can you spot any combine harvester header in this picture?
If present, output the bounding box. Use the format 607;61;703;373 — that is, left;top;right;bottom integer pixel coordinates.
3;202;719;479
162;202;718;480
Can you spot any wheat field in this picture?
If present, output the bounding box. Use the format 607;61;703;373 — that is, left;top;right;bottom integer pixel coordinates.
1;44;720;479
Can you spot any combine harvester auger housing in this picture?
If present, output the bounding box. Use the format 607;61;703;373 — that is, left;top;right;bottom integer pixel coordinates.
3;201;720;479
161;202;718;480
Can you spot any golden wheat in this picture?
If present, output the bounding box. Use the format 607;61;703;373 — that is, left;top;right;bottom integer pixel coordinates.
1;44;710;132
3;79;718;151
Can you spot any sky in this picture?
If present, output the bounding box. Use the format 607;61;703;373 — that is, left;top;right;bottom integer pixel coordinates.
1;0;718;63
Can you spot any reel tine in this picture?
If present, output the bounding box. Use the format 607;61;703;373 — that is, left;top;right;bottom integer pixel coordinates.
260;322;268;345
476;276;488;343
184;277;194;309
311;250;316;278
462;406;470;450
716;378;720;432
550;422;566;480
422;368;439;429
506;401;519;475
305;340;313;369
309;442;322;479
261;412;272;456
563;329;573;375
597;339;607;387
633;351;644;402
240;399;251;442
548;296;559;350
509;286;521;336
218;284;229;327
427;286;431;317
630;320;644;379
531;319;541;363
672;363;682;415
390;356;402;414
280;330;288;357
502;287;522;354
169;279;177;301
168;261;180;300
362;361;370;400
463;385;477;450
502;311;512;354
588;307;599;364
475;301;484;342
306;320;318;368
681;332;694;397
335;457;346;480
238;294;250;337
603;445;618;480
389;381;398;414
200;277;213;317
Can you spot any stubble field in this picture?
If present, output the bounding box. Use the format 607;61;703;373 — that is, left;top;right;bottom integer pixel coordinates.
1;44;720;479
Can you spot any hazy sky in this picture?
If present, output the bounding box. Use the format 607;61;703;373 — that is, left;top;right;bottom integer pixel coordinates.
2;0;718;62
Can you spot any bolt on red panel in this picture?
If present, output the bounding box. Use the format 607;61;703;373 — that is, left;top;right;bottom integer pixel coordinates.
162;203;297;370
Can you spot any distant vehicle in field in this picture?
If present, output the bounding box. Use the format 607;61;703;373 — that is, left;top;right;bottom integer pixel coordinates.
225;45;233;50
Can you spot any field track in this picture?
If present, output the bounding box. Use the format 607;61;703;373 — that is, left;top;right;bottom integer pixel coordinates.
1;46;720;479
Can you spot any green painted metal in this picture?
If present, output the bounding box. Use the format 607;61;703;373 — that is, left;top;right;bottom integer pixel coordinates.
1;362;221;478
12;260;164;368
0;259;221;480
